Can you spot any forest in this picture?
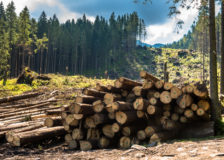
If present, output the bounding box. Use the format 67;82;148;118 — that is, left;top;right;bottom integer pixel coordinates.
0;1;146;82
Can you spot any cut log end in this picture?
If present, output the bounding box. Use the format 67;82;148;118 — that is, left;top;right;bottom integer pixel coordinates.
177;94;193;109
191;104;198;111
102;125;114;138
44;118;54;127
155;80;164;89
65;134;72;143
145;126;157;137
184;109;194;118
137;110;145;118
164;82;173;90
99;137;110;148
160;91;172;104
143;80;153;89
112;123;120;133
115;111;127;125
68;140;77;149
72;129;83;140
79;141;92;151
170;87;182;99
198;100;210;111
93;103;104;113
196;108;205;116
120;136;131;149
137;130;146;140
122;127;131;136
147;105;156;115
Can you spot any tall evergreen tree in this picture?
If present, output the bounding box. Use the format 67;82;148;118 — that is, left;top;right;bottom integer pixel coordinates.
0;2;10;85
17;6;31;73
0;1;6;20
6;1;17;77
37;11;48;38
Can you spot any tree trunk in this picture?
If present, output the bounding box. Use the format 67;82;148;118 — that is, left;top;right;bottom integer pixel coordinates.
12;126;66;146
0;92;41;104
209;0;221;121
221;0;224;95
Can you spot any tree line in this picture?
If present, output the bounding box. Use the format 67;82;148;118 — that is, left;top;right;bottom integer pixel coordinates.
0;1;146;83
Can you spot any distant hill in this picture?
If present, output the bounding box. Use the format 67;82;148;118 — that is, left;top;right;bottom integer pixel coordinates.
136;40;165;48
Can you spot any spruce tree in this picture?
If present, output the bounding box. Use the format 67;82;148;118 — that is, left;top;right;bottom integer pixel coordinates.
18;6;31;73
0;2;10;85
6;1;17;77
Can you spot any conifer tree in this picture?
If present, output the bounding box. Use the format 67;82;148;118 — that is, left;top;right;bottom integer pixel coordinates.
0;2;10;85
18;6;31;73
6;1;17;77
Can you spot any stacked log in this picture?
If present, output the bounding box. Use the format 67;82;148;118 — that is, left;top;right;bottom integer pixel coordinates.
0;72;213;149
62;71;213;150
0;92;66;146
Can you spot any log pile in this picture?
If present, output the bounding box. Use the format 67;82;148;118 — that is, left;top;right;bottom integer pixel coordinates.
62;71;214;150
0;91;66;146
0;71;214;149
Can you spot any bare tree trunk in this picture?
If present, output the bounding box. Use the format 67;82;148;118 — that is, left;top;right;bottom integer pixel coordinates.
209;0;221;121
40;50;42;74
220;0;224;95
22;48;25;72
45;50;47;73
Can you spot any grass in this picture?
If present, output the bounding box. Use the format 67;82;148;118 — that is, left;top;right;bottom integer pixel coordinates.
0;73;114;97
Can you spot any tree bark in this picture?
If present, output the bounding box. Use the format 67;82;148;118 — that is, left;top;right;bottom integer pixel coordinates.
209;0;221;121
12;126;66;146
221;0;224;95
0;92;41;104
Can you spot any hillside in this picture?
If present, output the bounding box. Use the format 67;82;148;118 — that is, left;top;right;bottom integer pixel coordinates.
110;47;207;85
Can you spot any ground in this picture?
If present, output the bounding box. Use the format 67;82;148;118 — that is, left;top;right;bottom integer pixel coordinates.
1;137;224;160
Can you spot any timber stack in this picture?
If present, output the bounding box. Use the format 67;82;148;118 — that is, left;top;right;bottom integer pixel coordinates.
61;71;214;151
0;91;67;146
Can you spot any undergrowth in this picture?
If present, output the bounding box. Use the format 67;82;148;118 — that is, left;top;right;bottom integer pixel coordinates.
0;73;114;97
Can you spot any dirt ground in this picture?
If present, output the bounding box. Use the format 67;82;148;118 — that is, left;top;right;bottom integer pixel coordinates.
1;137;224;160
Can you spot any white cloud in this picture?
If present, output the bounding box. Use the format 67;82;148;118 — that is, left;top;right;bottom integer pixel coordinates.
1;0;95;23
144;2;222;45
144;4;199;45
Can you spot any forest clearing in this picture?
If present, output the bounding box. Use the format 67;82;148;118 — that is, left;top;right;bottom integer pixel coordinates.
1;0;224;159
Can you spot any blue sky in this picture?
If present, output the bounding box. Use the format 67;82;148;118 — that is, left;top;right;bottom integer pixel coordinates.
1;0;205;44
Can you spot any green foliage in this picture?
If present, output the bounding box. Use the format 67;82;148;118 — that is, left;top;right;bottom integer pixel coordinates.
152;48;208;84
0;73;114;97
37;11;48;38
6;1;17;46
0;4;10;85
18;6;31;46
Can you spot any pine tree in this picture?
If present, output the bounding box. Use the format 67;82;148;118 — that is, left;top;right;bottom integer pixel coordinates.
0;2;10;85
0;1;6;20
17;6;31;73
6;1;17;77
37;11;48;38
